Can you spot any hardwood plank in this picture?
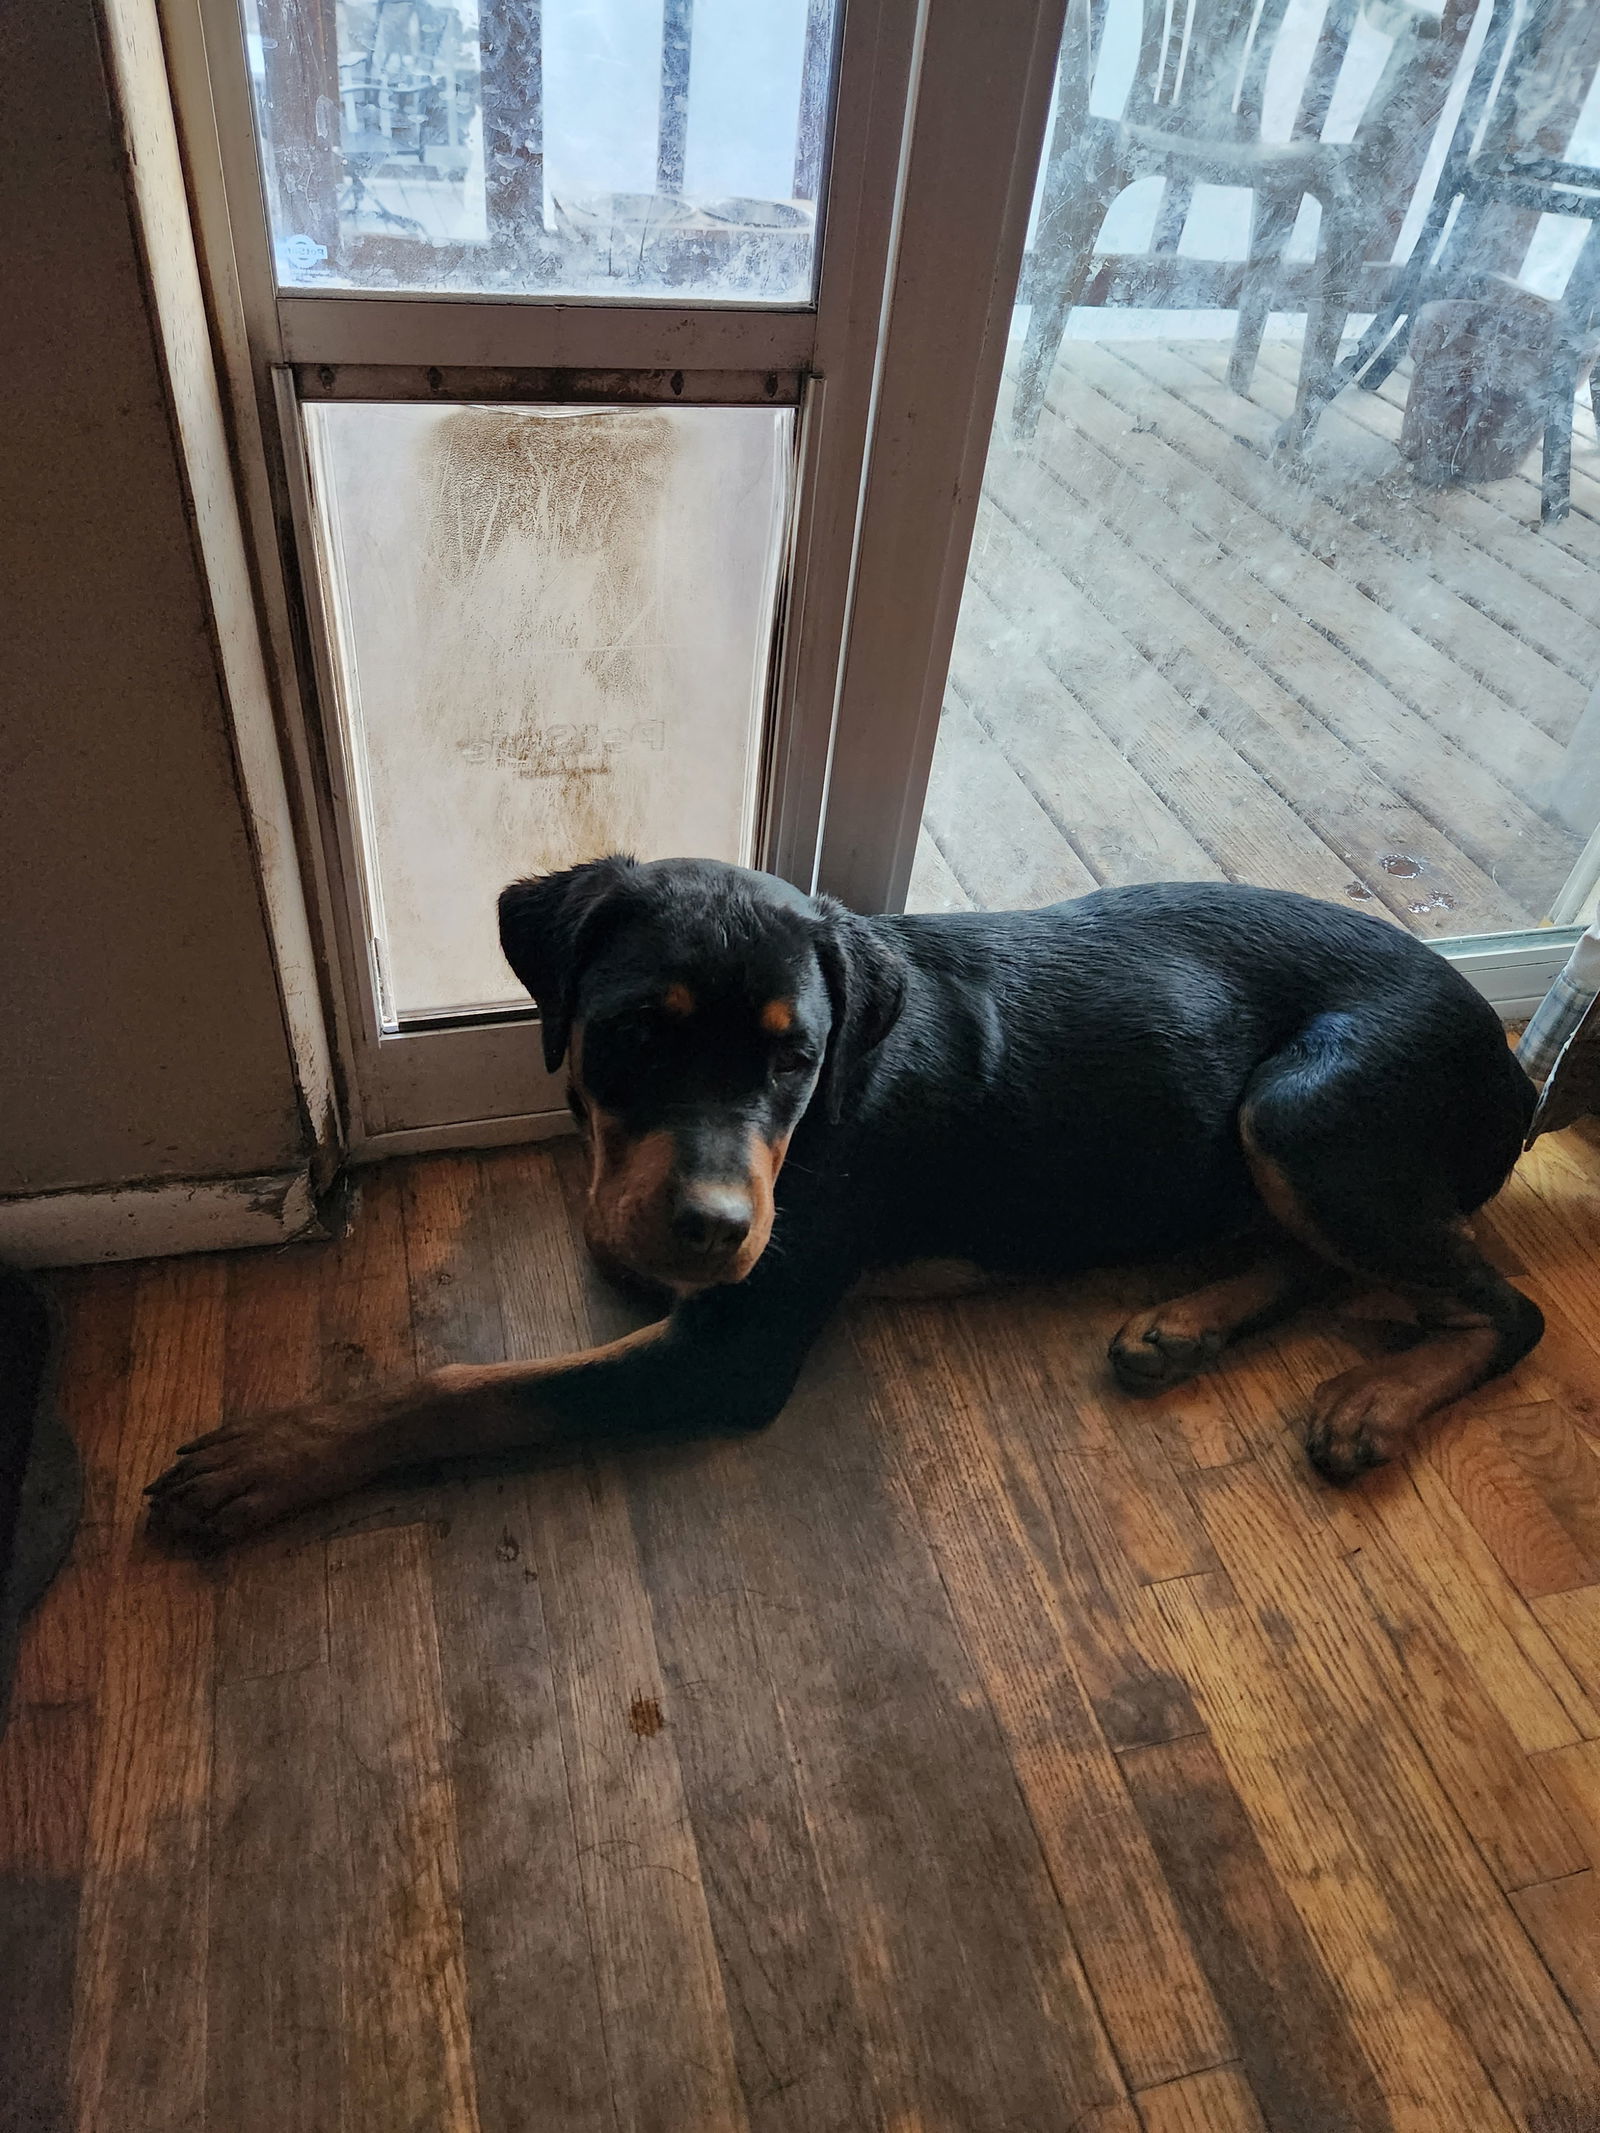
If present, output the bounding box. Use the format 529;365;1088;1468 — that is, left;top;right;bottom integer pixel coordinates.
625;1449;881;2133
1188;1459;1600;2126
203;1126;345;2133
37;1265;138;1554
852;1300;1231;2091
403;1153;506;1373
410;1151;617;2133
326;1522;481;2133
1118;1729;1391;2133
536;1154;884;2133
71;1258;224;2133
1534;1588;1600;1708
1510;1872;1600;2052
1431;1406;1600;1603
922;697;1100;907
1495;1403;1600;1567
207;1660;344;2133
0;1701;93;2133
1152;1569;1524;2129
12;1267;136;1710
527;1457;748;2133
301;1159;435;1543
879;1285;1213;1745
1077;2107;1143;2133
490;1149;751;2133
217;1238;330;1682
717;1323;1129;2129
1394;1445;1600;1751
1539;1740;1600;1874
323;1162;418;1403
1337;1494;1590;1891
1136;2063;1268;2133
1040;355;1565;798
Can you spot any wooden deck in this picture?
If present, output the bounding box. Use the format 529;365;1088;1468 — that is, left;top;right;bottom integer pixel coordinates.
9;1132;1600;2129
911;337;1600;937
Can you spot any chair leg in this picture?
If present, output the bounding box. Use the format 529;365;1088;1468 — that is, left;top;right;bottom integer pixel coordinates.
1013;172;1114;442
1356;318;1413;395
1229;189;1299;397
1544;230;1600;525
1542;367;1577;525
1280;201;1362;453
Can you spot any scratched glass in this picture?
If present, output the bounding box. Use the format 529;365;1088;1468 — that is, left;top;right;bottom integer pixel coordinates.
304;401;793;1020
907;0;1600;948
242;0;838;300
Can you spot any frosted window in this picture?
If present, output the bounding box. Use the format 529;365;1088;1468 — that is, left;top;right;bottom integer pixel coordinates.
306;402;793;1019
244;0;836;301
907;0;1600;946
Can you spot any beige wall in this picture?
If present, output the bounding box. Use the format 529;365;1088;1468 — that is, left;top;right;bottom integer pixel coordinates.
0;0;309;1198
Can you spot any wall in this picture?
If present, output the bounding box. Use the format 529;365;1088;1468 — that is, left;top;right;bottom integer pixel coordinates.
0;0;308;1205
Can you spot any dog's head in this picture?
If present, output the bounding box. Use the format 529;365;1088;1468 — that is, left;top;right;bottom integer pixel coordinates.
498;856;906;1291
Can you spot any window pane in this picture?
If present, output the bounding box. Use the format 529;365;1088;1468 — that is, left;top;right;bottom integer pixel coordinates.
305;402;793;1019
245;0;837;301
908;0;1600;948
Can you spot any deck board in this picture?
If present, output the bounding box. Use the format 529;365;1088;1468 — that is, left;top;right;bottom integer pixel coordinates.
917;339;1600;928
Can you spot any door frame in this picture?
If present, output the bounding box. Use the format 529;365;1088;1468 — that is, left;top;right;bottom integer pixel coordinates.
816;0;1071;916
154;0;1577;1167
158;0;924;1153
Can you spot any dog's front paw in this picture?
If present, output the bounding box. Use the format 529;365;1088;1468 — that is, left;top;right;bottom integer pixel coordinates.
144;1402;376;1551
1302;1365;1412;1485
1109;1310;1225;1395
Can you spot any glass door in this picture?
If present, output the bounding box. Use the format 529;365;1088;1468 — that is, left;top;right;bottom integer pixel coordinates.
181;0;918;1149
824;0;1600;1023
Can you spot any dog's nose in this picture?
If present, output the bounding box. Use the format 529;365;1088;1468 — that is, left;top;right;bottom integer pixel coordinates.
669;1181;753;1255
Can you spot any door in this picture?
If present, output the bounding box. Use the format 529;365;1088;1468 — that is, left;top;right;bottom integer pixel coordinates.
179;0;918;1151
823;0;1600;1021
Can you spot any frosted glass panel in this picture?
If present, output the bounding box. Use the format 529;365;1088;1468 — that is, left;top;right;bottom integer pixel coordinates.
908;0;1600;945
305;402;792;1020
244;0;836;300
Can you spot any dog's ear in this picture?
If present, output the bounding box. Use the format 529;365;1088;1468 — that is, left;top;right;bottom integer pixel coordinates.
498;855;641;1071
813;897;907;1123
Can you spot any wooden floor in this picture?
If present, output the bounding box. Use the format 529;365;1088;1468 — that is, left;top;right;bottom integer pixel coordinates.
911;337;1600;935
7;1129;1600;2131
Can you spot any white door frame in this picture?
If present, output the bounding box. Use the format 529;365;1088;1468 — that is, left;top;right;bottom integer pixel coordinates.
158;0;1572;1165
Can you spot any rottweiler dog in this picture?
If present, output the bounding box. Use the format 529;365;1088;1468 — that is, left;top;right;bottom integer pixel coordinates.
147;858;1542;1547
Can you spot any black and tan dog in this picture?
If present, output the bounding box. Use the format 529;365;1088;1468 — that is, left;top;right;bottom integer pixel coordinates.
147;859;1542;1546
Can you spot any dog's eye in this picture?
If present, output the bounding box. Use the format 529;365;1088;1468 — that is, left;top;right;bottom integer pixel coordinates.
773;1043;816;1077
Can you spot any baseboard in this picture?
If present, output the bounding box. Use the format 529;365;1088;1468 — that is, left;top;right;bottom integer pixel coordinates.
0;1167;318;1268
348;1109;574;1162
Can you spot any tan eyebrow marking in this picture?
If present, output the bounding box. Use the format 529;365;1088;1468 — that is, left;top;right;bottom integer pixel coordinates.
759;999;794;1035
664;983;695;1017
